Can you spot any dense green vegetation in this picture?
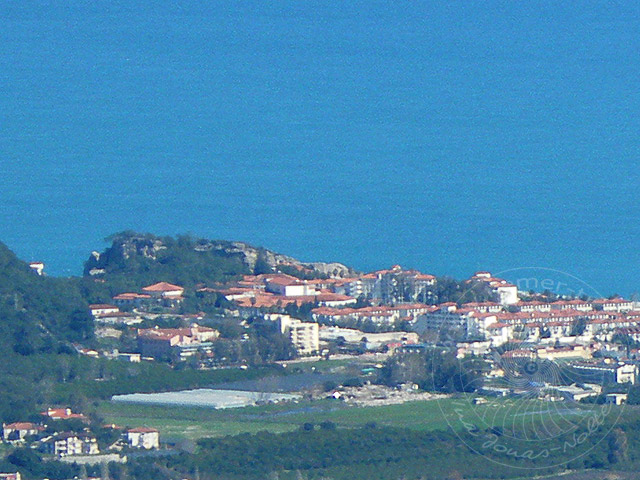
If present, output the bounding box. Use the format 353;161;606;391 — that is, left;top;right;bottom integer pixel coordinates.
83;231;251;293
115;415;640;480
428;277;495;305
0;241;96;421
379;348;486;393
0;351;285;423
0;447;79;480
0;241;93;352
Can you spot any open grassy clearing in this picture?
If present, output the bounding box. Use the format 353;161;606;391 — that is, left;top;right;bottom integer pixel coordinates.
98;395;626;441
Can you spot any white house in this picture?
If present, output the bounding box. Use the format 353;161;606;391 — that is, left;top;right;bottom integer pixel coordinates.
264;275;318;297
494;284;519;305
606;393;628;405
89;304;120;317
3;422;40;443
127;427;159;449
29;262;44;275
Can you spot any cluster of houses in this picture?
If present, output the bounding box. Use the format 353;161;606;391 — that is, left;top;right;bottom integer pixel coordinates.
221;269;640;399
2;408;159;461
210;266;437;316
213;273;357;315
414;294;640;346
89;282;187;324
85;268;640;400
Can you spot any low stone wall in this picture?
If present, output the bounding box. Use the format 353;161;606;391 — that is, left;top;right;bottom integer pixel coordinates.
58;453;127;465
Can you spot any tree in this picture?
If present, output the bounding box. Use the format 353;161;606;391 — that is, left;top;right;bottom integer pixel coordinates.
571;317;587;336
608;428;628;464
254;249;272;275
379;349;485;393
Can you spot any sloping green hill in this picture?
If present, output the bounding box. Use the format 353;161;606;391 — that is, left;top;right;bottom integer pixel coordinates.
0;241;92;354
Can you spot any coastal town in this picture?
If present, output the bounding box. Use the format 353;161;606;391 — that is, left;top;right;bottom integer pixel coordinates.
4;248;640;479
85;264;640;399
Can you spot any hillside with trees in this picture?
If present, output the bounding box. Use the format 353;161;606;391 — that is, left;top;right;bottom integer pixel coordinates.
0;241;93;353
83;232;355;295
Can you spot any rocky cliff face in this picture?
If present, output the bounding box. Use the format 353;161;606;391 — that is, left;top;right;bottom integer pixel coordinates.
84;233;168;276
197;241;357;278
85;233;356;279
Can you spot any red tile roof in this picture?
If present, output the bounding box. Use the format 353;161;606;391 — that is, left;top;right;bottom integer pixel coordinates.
263;274;303;286
142;282;184;293
40;408;86;420
113;293;152;300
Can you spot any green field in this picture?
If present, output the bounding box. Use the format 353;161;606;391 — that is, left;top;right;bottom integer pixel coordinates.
98;395;625;442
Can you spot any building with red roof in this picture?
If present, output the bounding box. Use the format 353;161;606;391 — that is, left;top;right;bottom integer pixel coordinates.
142;282;184;298
40;408;87;421
2;422;42;443
137;325;219;359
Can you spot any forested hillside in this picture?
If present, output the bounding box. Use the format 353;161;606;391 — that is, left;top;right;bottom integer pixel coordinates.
0;241;93;353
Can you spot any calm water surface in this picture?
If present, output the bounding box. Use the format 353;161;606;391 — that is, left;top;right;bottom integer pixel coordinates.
2;2;640;295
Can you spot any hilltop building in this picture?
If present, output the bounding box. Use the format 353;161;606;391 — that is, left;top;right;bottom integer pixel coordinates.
264;274;319;297
28;262;44;275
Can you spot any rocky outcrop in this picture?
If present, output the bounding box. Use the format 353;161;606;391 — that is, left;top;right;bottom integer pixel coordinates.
206;241;356;278
84;232;357;279
303;262;355;278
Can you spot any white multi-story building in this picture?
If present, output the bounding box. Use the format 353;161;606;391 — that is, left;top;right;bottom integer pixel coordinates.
41;433;99;456
494;284;519;305
267;314;320;355
357;266;436;304
592;298;634;312
414;307;496;339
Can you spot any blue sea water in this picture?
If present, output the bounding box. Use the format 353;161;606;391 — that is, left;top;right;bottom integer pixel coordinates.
1;2;640;295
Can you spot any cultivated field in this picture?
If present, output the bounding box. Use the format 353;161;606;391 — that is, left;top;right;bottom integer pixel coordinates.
98;395;626;442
